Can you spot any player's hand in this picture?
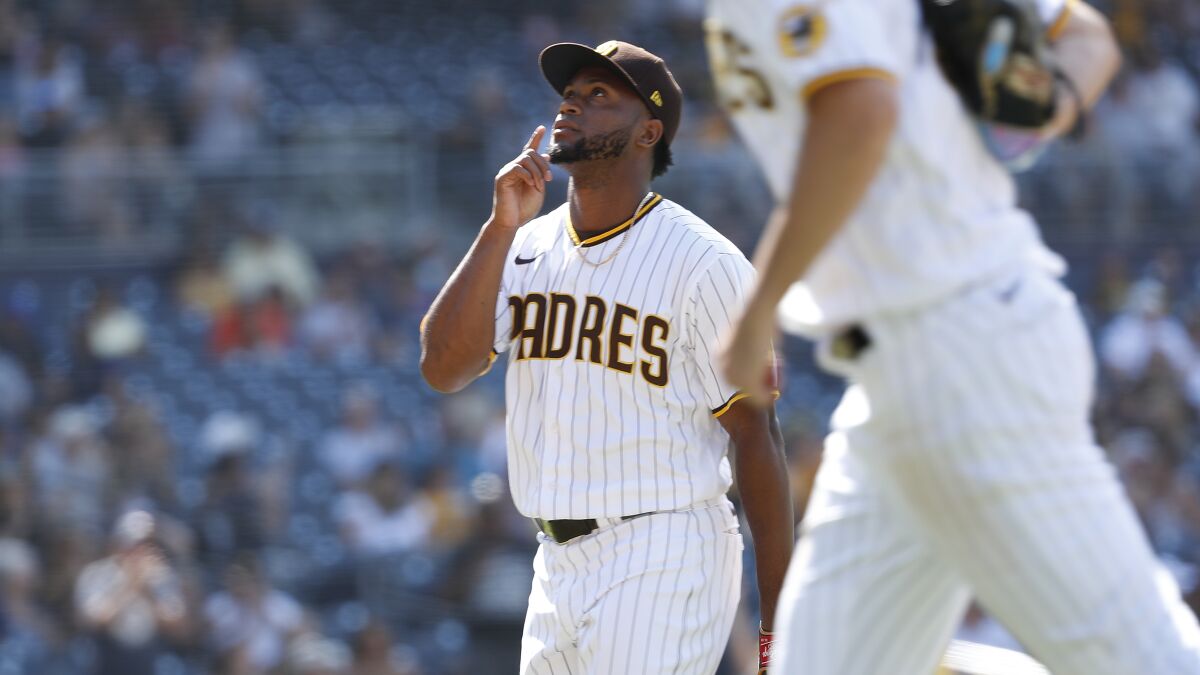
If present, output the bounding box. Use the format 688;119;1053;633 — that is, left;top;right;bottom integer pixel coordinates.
758;626;775;674
492;126;553;230
718;303;775;403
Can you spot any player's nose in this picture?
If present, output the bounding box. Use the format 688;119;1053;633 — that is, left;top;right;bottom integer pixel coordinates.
557;94;582;117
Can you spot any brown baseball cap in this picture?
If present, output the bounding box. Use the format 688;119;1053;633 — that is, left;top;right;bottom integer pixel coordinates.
539;40;683;147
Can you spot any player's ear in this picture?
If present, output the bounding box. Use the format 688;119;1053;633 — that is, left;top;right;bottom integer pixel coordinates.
636;118;664;150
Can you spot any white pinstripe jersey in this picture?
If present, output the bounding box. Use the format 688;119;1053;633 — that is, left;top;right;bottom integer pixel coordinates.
491;195;753;520
705;0;1072;334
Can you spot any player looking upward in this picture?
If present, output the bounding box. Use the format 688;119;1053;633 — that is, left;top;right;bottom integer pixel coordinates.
420;40;793;674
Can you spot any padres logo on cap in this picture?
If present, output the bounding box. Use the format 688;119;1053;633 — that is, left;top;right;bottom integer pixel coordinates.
596;41;620;57
650;90;664;107
778;6;827;57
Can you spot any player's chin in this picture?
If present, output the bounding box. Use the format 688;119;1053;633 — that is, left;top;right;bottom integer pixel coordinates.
547;145;576;166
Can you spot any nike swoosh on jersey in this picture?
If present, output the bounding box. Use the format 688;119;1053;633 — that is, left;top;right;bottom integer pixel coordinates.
515;254;542;265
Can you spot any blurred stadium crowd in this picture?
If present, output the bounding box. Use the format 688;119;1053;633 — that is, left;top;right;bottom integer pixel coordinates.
0;0;1198;673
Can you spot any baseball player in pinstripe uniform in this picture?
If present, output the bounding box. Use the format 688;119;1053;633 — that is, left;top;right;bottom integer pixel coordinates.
705;0;1200;673
420;41;794;674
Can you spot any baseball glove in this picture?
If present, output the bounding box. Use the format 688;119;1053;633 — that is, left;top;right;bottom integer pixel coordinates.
920;0;1058;129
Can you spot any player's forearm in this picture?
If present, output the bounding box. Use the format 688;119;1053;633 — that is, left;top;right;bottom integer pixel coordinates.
731;408;794;631
746;79;898;320
420;219;516;393
1044;2;1120;138
1052;2;1120;109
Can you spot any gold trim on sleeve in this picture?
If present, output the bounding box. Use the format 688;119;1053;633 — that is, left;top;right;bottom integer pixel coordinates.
801;67;897;101
1047;0;1077;41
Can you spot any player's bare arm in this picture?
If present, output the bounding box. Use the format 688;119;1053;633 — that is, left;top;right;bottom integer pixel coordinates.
419;126;553;393
719;399;793;633
1042;0;1120;139
720;78;898;398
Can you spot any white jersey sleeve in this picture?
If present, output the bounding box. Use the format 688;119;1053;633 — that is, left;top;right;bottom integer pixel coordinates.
685;254;757;414
1037;0;1075;40
492;225;538;356
768;0;910;100
493;273;515;355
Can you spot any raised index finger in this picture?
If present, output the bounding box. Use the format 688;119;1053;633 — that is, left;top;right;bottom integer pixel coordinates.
524;125;546;153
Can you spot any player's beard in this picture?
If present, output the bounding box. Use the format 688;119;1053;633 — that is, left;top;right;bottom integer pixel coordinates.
548;125;633;166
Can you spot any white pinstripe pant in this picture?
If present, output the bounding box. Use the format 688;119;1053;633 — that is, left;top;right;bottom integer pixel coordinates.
776;268;1200;675
520;497;742;674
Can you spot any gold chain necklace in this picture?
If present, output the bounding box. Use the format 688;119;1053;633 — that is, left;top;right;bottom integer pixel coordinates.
572;192;654;268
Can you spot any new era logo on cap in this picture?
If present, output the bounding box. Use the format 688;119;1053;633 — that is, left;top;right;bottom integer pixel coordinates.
596;41;620;57
650;90;663;107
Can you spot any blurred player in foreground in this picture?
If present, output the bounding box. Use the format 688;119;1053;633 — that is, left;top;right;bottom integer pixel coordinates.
420;41;793;674
705;0;1200;672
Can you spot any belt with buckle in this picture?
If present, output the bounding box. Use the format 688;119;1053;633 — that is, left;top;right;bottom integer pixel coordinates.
831;324;872;360
534;512;652;544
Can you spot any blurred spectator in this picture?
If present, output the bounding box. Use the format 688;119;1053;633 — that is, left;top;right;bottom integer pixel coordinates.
61;117;133;238
0;303;41;381
0;113;21;241
447;496;534;615
1125;45;1200;152
119;102;189;233
195;452;268;574
0;0;17;96
243;288;293;358
222;211;319;308
176;247;236;319
41;527;97;628
420;464;475;554
27;406;113;535
274;0;340;45
185;20;264;169
1117;45;1200;213
0;467;30;538
0;538;56;670
105;379;176;510
1145;247;1188;298
210;286;293;360
300;271;373;363
194;413;267;572
1090;252;1133;319
1110;0;1149;50
69;284;146;399
285;632;352;675
339;241;399;323
0;349;31;426
0;114;23;175
74;511;189;675
319;385;402;488
334;460;432;558
1135;356;1195;455
352;620;423;675
1100;280;1194;382
204;554;305;674
79;284;147;364
14;32;84;147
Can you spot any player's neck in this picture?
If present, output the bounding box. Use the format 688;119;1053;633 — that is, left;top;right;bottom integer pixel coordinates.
566;176;652;240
